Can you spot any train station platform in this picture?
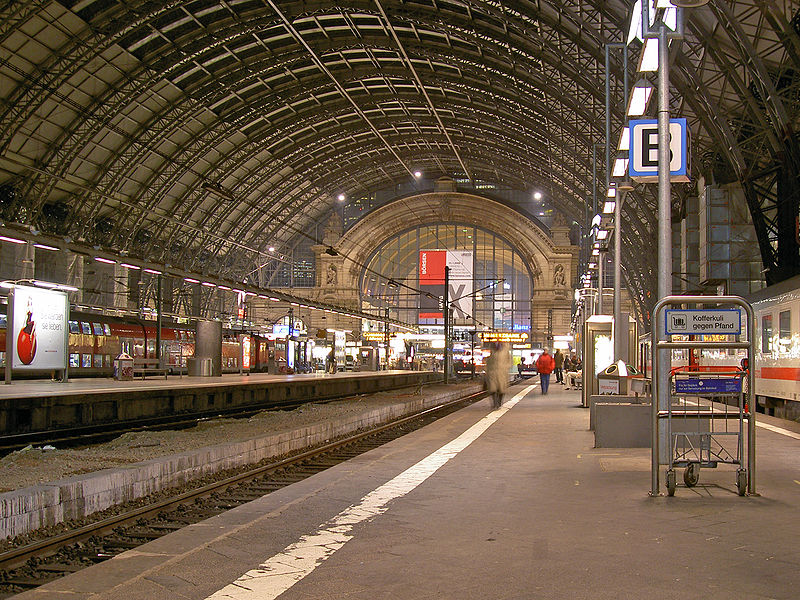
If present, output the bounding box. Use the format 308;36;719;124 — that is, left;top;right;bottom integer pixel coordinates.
13;382;800;600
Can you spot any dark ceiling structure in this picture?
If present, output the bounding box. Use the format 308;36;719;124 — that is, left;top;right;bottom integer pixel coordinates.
0;1;798;323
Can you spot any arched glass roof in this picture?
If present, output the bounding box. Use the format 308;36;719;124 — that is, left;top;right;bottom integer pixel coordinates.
0;1;798;322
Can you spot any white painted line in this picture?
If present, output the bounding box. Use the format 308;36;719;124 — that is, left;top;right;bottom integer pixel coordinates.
757;421;800;440
205;384;537;600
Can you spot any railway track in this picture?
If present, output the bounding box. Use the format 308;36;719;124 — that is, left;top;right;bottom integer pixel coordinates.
0;389;489;598
0;383;439;455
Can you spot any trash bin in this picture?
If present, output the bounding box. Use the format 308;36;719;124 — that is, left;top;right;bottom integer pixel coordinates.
597;360;641;394
114;353;134;381
187;357;213;376
200;358;213;377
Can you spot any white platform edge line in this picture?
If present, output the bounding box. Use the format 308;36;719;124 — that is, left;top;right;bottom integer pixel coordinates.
756;421;800;440
204;384;537;600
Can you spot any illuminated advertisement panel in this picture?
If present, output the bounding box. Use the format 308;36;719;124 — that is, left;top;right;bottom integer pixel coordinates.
9;286;68;370
241;335;251;370
418;250;473;322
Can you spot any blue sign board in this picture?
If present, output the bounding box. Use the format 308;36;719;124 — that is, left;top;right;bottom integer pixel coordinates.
629;118;689;182
675;378;742;394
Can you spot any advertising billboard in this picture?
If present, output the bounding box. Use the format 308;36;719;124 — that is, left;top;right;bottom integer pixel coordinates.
8;286;68;371
418;250;473;322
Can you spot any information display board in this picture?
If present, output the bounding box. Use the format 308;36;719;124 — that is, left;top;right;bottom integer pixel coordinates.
7;286;68;371
674;377;742;394
478;331;529;344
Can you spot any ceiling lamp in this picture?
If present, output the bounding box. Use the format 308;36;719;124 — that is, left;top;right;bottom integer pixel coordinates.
627;79;654;116
667;0;709;7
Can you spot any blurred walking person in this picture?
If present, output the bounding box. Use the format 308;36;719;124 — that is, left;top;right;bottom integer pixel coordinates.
485;343;512;409
536;349;555;395
554;349;565;384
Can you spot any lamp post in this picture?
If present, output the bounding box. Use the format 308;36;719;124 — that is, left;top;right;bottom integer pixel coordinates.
641;1;686;496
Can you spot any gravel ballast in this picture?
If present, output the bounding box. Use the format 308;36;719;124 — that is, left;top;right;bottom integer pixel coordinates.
0;382;482;540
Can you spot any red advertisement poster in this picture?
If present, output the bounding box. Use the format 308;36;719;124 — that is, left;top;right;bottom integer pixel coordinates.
419;250;446;320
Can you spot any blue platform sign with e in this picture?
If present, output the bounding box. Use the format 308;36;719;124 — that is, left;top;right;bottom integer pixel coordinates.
675;378;742;394
665;309;741;335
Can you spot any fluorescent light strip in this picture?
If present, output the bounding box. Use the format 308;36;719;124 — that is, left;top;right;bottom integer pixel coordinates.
0;235;25;244
184;277;200;284
120;263;140;270
95;257;116;264
143;268;162;275
34;243;59;251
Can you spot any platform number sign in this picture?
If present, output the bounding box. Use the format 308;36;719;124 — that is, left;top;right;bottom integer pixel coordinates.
629;118;689;182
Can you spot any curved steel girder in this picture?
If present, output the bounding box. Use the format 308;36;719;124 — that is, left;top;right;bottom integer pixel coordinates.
98;84;600;264
188;114;604;259
12;0;624;229
47;23;616;240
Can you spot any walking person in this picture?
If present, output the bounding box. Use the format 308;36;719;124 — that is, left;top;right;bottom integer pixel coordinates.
536;349;555;395
485;343;512;409
554;349;565;384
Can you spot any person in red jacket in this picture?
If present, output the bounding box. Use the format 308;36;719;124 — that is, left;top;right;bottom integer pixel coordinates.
536;349;556;394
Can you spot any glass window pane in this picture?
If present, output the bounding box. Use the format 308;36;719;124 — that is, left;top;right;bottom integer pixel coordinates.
780;310;791;340
761;314;772;353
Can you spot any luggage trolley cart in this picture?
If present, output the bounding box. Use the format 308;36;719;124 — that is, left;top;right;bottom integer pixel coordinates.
650;296;755;497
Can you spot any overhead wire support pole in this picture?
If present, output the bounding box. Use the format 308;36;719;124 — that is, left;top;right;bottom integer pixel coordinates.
444;266;450;384
605;41;628;362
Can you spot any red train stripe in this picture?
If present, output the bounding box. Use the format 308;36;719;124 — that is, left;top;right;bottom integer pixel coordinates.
760;367;800;381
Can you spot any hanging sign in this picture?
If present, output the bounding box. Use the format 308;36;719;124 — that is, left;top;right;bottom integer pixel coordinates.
629;118;689;182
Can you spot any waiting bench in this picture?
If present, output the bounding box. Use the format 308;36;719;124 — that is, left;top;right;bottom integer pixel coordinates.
132;358;168;380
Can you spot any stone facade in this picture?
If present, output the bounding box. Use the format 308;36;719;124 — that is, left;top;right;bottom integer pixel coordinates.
295;191;580;340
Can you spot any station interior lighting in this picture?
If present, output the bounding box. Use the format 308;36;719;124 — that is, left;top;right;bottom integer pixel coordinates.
95;257;116;264
533;191;543;200
337;194;345;202
120;262;140;270
603;201;616;214
592;248;600;256
607;186;617;198
591;214;602;228
638;38;659;72
596;230;609;240
612;157;628;178
0;235;25;244
34;243;59;251
414;170;422;178
627;79;654;116
618;127;630;151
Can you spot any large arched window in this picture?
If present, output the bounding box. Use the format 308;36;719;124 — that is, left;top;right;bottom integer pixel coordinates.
361;224;533;332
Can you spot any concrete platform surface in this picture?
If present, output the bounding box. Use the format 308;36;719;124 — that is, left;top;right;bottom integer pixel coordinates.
13;383;800;600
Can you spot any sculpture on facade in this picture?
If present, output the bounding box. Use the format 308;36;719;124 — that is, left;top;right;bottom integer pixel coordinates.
326;264;338;286
553;263;566;287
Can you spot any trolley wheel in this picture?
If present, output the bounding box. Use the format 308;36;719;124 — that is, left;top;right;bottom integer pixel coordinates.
683;463;700;488
666;469;676;497
736;470;748;497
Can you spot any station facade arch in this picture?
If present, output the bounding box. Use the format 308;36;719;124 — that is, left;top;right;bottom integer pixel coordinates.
314;190;579;341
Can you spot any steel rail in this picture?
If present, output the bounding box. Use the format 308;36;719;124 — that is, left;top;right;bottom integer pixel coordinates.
0;389;488;573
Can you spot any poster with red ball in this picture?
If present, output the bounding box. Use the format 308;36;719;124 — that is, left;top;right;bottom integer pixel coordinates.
9;286;68;371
